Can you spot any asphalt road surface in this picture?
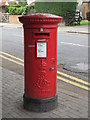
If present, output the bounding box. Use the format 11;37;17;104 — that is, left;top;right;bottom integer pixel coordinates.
57;28;88;73
0;27;89;73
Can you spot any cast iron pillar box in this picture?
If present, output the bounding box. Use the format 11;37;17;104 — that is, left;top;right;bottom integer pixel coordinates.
19;13;63;112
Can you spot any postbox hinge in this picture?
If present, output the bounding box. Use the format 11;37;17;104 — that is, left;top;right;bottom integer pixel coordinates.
49;67;55;71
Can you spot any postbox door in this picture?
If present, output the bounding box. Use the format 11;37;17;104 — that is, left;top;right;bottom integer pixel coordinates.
24;28;57;99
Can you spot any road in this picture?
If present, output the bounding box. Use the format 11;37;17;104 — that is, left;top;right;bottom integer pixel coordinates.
0;27;89;73
57;29;88;73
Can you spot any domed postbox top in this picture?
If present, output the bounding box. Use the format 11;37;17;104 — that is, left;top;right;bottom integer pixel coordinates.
19;13;63;24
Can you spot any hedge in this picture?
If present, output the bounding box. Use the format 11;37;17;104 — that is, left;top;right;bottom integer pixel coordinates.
35;2;77;19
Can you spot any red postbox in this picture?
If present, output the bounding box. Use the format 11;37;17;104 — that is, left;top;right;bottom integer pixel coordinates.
19;13;63;112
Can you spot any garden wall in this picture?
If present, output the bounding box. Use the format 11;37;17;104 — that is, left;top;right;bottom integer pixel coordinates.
9;15;21;24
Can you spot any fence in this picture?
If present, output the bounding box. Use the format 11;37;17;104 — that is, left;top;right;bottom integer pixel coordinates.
0;13;9;23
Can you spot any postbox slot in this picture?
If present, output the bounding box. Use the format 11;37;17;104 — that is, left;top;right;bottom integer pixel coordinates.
33;32;50;38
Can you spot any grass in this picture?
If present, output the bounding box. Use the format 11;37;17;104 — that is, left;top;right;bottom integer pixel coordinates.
73;20;90;26
80;20;90;25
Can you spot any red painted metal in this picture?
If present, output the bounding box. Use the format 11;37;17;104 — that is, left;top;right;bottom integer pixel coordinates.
19;13;63;99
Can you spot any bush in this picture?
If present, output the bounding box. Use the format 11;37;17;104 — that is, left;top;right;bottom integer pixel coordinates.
8;7;16;15
15;7;23;15
18;2;27;7
9;2;27;7
35;2;77;19
9;2;20;7
7;2;35;15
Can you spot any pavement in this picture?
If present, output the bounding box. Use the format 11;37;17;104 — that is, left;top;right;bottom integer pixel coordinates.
0;65;88;118
0;23;89;34
59;25;89;34
0;23;22;28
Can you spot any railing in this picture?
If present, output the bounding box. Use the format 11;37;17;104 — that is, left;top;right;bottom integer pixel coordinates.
0;13;9;23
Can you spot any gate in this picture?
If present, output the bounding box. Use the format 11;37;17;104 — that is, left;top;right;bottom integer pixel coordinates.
0;13;9;23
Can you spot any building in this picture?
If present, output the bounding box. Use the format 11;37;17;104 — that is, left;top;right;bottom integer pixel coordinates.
82;0;90;19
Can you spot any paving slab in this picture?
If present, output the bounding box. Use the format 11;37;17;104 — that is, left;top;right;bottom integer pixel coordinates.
1;66;88;118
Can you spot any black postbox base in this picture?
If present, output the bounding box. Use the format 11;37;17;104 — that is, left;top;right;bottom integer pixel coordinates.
23;94;58;112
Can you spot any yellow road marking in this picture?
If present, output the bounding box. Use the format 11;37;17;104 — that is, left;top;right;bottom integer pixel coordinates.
0;54;24;66
0;51;90;90
57;71;90;86
0;51;24;62
57;76;90;91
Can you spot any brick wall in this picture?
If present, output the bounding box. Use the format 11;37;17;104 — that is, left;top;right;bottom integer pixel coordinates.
84;3;90;19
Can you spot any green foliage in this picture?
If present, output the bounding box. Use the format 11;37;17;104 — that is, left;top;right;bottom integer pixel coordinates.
8;7;25;15
8;7;16;15
7;3;35;15
15;7;23;15
18;2;27;7
7;1;35;15
73;21;90;26
9;2;27;7
9;2;20;7
35;2;77;19
25;5;35;14
21;6;27;15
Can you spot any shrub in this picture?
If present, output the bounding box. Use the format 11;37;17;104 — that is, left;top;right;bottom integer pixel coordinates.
9;2;20;7
18;2;27;7
15;7;23;15
8;7;16;15
7;2;35;15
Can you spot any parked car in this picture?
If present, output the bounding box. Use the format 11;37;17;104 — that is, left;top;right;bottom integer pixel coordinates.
87;11;90;21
